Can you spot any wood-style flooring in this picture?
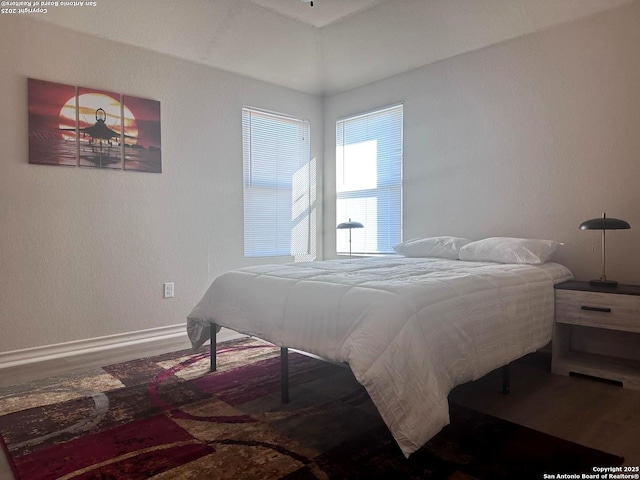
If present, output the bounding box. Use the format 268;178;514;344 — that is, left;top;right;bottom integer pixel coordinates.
451;353;640;466
1;349;638;478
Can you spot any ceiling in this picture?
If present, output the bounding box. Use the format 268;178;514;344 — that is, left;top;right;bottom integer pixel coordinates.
30;0;636;95
249;0;386;27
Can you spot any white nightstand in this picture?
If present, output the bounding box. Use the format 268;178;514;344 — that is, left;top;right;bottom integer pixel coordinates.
552;280;640;390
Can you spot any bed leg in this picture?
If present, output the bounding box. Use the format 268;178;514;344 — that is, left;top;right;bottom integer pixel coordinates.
502;363;510;395
210;323;217;372
281;347;290;404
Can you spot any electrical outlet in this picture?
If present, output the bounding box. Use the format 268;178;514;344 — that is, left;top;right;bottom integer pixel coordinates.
164;282;174;298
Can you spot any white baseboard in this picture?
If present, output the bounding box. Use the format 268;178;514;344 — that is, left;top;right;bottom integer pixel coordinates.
0;324;243;370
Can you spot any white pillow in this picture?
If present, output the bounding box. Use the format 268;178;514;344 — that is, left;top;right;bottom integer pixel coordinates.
458;237;562;265
393;236;472;259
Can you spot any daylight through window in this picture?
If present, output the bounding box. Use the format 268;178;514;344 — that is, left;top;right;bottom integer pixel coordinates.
336;104;403;255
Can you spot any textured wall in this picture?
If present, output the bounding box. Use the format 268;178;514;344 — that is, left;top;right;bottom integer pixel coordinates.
0;17;323;352
323;2;640;283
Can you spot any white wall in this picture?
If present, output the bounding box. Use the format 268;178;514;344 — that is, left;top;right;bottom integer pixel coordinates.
324;1;640;284
0;17;323;352
3;1;640;355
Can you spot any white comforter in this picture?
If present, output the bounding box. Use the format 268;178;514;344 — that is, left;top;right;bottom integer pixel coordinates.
187;257;572;457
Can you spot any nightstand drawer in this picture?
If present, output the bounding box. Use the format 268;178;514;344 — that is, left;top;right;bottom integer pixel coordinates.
555;289;640;333
553;281;640;389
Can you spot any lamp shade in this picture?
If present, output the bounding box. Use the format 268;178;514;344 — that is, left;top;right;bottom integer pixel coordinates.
337;220;363;229
579;215;630;230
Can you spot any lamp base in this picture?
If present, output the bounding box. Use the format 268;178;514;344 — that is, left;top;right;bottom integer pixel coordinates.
589;279;618;288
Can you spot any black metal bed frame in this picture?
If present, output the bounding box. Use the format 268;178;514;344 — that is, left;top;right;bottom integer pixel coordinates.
209;323;510;404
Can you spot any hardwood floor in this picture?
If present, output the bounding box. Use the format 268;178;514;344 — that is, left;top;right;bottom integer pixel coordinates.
449;352;640;467
1;350;638;478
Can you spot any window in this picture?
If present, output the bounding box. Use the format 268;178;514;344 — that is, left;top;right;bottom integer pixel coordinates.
243;107;313;258
336;104;403;255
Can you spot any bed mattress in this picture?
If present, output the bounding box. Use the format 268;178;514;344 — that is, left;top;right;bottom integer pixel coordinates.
187;256;572;456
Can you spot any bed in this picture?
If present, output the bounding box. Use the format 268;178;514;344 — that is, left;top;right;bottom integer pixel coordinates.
187;255;572;457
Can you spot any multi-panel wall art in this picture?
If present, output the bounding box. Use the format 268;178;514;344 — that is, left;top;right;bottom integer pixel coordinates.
28;78;162;173
28;79;77;167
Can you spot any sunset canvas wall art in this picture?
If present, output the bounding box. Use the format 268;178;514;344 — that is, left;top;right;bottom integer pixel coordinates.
28;78;77;167
77;87;123;170
27;78;162;173
123;95;162;173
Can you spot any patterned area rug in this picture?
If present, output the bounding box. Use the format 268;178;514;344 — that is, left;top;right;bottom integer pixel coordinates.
0;338;624;479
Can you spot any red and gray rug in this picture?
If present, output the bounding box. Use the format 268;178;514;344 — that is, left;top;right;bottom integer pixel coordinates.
0;338;624;479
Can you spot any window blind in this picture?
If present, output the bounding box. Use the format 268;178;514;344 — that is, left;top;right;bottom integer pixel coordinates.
243;107;311;258
336;104;403;255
